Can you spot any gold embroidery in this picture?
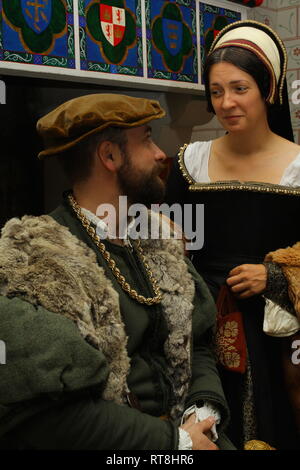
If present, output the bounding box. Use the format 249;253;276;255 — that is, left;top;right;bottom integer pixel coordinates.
244;440;276;450
216;320;241;369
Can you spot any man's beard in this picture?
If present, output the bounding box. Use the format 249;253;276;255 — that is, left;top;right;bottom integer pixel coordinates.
117;152;166;207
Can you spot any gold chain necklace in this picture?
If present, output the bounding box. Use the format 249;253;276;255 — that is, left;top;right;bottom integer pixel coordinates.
68;194;162;306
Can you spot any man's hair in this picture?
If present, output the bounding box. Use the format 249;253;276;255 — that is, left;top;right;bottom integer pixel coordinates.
57;127;127;185
203;46;271;113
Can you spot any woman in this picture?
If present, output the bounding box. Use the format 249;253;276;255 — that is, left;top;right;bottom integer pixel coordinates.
166;20;300;449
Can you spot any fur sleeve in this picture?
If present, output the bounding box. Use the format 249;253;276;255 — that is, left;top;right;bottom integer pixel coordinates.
265;242;300;319
263;262;296;315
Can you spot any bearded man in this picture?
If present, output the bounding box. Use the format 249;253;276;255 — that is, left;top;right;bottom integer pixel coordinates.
0;94;233;450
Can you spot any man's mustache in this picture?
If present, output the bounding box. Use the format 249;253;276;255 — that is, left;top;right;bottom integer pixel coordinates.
157;158;171;181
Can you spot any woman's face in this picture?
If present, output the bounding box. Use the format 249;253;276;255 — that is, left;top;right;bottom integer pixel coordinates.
208;61;268;133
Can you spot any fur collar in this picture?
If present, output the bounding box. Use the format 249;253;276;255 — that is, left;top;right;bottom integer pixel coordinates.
0;214;195;419
266;243;300;318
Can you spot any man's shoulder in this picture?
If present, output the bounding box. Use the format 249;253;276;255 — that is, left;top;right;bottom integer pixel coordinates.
0;199;81;246
48;202;71;226
0;212;70;245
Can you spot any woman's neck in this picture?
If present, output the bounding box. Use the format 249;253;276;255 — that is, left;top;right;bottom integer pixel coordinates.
222;126;275;158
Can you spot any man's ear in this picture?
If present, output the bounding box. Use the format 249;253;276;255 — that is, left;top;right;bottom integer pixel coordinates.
96;140;121;172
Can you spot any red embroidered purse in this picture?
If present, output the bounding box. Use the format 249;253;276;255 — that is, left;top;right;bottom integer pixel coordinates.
215;284;247;374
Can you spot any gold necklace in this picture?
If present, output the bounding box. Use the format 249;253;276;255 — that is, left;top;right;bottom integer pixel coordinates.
68;194;162;306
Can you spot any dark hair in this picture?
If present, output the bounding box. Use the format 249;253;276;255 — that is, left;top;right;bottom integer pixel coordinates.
203;46;271;113
57;127;127;185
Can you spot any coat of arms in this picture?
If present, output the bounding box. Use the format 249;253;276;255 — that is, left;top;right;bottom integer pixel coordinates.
162;18;183;57
100;3;125;47
2;0;67;54
152;3;192;73
86;0;136;65
21;0;52;34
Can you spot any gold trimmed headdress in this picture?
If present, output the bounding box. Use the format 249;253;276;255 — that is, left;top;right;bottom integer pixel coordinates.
208;20;287;105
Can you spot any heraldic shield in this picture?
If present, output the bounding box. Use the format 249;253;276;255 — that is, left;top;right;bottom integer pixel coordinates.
162;18;183;57
100;3;126;47
21;0;52;34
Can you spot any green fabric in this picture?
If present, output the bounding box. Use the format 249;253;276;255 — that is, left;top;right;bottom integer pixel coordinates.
0;202;233;449
0;297;109;404
0;296;109;436
2;395;177;450
184;259;229;425
51;202;230;422
0;295;178;449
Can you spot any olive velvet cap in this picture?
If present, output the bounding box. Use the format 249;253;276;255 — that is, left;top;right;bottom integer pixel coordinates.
36;93;166;159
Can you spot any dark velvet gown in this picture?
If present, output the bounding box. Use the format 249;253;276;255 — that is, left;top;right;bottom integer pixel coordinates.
166;153;300;450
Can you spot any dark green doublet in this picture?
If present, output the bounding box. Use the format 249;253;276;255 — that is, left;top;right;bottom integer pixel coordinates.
0;201;233;450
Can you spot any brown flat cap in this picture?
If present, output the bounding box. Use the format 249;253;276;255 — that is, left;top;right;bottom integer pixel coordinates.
37;93;166;159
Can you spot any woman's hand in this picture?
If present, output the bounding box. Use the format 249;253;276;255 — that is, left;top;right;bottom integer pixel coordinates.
226;264;267;299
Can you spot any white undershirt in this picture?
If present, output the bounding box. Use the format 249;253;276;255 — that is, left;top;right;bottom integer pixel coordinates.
184;140;300;187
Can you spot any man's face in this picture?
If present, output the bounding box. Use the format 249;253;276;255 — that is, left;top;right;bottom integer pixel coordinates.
117;125;167;207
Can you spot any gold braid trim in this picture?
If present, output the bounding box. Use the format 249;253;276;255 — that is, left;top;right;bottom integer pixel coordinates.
190;181;300;195
177;144;300;195
178;143;194;185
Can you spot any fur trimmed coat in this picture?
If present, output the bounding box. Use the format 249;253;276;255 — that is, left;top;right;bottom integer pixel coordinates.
265;244;300;434
266;242;300;319
0;202;231;450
